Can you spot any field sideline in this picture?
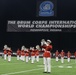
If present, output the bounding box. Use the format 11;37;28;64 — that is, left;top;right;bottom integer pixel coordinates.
0;57;76;75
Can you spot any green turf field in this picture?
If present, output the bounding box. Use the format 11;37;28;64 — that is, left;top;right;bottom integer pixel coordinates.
0;57;76;75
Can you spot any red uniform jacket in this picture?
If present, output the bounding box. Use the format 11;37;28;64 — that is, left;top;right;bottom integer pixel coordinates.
61;51;65;57
31;50;35;56
8;50;12;55
25;50;29;56
41;45;52;58
21;50;25;56
17;49;21;55
55;51;59;57
74;52;76;58
4;49;7;54
67;52;71;58
35;49;39;56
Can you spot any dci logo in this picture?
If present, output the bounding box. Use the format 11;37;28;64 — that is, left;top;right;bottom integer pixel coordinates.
36;0;57;17
39;1;54;16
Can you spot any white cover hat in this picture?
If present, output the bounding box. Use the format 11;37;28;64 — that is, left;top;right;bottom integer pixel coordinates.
47;39;52;43
4;45;8;49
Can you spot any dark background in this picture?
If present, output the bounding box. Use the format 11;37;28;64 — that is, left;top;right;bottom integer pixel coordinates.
0;0;76;52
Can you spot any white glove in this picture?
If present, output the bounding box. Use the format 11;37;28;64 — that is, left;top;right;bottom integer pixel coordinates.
45;43;49;46
42;48;45;51
44;41;47;45
21;46;25;50
41;39;45;42
41;42;44;46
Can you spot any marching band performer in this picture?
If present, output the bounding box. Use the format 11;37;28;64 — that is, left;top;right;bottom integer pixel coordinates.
67;51;71;62
3;45;8;60
42;48;46;64
7;47;12;62
35;45;40;62
74;51;76;63
30;47;35;63
60;50;65;63
20;46;25;61
55;50;59;62
25;48;29;63
41;39;52;73
17;48;21;60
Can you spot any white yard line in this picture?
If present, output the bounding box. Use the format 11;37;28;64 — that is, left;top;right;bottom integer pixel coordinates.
0;63;24;65
67;66;72;68
52;62;75;68
62;62;76;66
1;68;43;75
37;62;76;68
1;61;76;75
